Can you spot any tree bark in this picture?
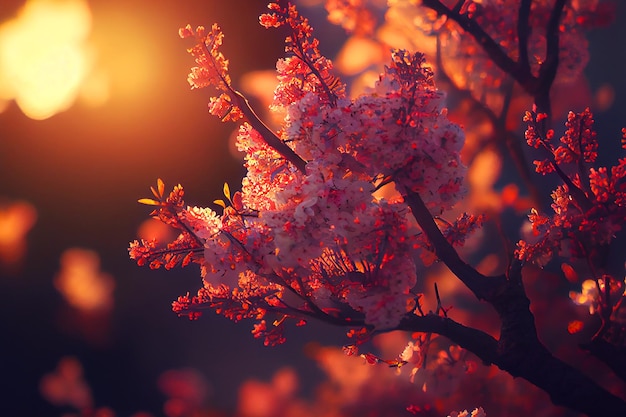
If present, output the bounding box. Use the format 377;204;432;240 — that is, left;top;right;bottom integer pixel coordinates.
401;190;626;416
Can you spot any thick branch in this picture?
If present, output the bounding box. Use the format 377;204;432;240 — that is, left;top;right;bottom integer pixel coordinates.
582;338;626;383
402;190;506;300
422;0;569;113
517;0;532;72
398;313;626;416
535;0;566;101
403;189;626;415
397;314;499;363
517;0;532;75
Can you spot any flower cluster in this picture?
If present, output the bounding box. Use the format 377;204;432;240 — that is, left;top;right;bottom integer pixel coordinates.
260;2;345;107
130;2;472;344
516;108;626;345
516;108;626;266
179;24;243;121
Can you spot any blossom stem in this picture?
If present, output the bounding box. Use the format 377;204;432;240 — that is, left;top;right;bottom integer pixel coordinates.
290;29;338;107
231;90;308;173
267;271;364;327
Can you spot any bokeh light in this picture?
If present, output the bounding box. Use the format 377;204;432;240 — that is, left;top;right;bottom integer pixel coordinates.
0;0;100;119
54;247;115;312
158;368;211;417
39;356;93;410
0;199;36;271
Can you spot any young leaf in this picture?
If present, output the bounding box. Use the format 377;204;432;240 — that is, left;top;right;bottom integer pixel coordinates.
138;198;161;206
223;182;231;202
150;178;166;200
157;178;165;197
213;199;226;208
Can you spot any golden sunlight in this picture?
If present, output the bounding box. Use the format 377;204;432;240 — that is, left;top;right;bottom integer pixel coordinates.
0;0;98;120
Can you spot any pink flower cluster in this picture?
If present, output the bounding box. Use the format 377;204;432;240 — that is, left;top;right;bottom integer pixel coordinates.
130;2;469;342
516;108;626;266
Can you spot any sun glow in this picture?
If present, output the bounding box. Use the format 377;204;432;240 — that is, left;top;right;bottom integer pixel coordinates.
0;0;99;119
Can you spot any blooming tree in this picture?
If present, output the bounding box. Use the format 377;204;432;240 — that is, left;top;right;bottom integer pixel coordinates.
130;1;626;416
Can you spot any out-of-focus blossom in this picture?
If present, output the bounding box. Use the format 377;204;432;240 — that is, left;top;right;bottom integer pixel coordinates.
137;218;177;244
516;109;626;266
325;0;379;36
158;368;211;417
567;320;585;334
569;279;600;314
54;248;115;312
314;345;374;403
570;277;626;316
240;70;282;124
40;356;93;410
593;83;615;112
41;357;153;417
237;367;300;417
335;36;384;78
0;199;36;271
467;148;501;211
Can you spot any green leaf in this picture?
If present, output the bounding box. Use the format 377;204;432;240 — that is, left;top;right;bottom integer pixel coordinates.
213;199;226;208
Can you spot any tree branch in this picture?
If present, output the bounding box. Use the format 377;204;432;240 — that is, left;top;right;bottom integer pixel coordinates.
232;90;308;173
397;313;499;364
421;0;569;115
402;190;506;301
402;188;626;415
421;0;536;91
535;0;566;104
517;0;532;75
398;311;626;416
582;337;626;383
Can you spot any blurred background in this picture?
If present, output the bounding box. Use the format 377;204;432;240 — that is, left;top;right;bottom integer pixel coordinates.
0;1;350;415
1;1;625;416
